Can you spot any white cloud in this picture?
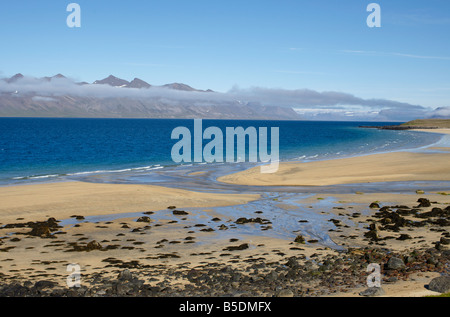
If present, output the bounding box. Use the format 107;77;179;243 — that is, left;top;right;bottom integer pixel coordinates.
0;74;443;121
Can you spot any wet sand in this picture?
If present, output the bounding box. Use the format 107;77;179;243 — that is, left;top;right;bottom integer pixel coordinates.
1;184;449;297
0;181;259;224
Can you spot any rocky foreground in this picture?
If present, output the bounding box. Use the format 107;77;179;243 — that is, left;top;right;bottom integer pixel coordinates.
0;247;449;297
1;197;449;297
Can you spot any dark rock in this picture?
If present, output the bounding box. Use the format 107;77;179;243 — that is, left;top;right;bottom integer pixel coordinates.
416;198;431;208
218;224;228;230
428;276;450;293
286;257;299;268
34;280;58;290
294;235;305;244
173;210;189;216
118;269;133;281
136;216;151;223
276;289;294;297
397;234;412;241
364;223;380;241
29;225;52;238
224;243;249;251
387;257;406;270
86;240;102;251
416;207;447;218
370;202;380;209
359;287;385;297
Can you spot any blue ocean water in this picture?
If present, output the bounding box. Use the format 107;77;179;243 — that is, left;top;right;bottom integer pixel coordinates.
0;118;443;185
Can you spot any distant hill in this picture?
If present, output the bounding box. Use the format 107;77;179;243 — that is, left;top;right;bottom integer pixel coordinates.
360;118;450;130
0;73;302;120
400;119;450;128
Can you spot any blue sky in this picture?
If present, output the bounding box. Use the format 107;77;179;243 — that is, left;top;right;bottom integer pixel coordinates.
1;0;449;110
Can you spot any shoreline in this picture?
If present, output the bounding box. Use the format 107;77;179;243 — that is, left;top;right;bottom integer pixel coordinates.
217;129;450;187
1;129;449;297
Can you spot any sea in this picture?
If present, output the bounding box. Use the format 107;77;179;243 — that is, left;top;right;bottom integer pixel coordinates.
0;117;445;187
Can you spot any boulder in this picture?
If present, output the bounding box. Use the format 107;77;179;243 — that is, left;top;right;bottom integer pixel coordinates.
86;240;102;251
387;257;406;270
416;198;431;208
370;202;380;209
277;289;294;297
359;287;385;297
117;269;133;281
136;216;151;223
294;235;305;244
428;276;450;293
172;210;189;216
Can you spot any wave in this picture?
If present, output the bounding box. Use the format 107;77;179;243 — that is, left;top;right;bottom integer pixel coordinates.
9;164;165;181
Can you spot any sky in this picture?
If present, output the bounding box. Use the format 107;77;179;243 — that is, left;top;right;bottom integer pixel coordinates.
0;0;449;120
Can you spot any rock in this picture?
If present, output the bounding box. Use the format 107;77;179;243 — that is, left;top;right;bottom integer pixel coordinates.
286;257;299;268
136;216;151;223
265;271;278;282
118;269;133;281
29;225;52;238
387;257;406;270
34;280;58;290
294;235;305;244
416;198;431;208
428;276;450;293
440;237;450;245
364;224;380;241
277;289;294;297
370;202;380;209
86;240;102;251
435;242;449;251
397;234;412;240
427;257;438;265
359;287;385;297
173;210;189;216
224;243;249;251
1;283;31;297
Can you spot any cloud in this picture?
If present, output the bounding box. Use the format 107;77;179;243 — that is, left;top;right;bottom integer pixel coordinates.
428;106;450;118
227;86;427;111
0;74;442;121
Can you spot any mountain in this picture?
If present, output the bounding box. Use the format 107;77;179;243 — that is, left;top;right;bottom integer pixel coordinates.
93;75;130;87
127;78;151;89
0;94;301;120
5;73;24;83
162;83;197;91
92;76;208;91
42;74;67;82
0;73;302;120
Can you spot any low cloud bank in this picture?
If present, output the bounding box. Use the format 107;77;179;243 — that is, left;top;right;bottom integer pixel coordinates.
0;75;447;121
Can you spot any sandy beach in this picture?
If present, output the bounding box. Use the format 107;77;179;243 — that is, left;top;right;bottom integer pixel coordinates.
1;129;449;297
218;128;450;187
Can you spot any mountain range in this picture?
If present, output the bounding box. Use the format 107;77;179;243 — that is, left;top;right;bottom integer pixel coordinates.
0;73;301;120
